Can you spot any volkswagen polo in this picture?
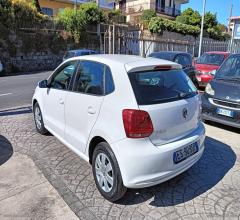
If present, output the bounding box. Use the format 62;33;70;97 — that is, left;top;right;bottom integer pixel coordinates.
32;55;205;202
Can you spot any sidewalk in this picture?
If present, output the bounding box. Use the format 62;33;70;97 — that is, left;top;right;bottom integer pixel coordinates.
0;152;79;220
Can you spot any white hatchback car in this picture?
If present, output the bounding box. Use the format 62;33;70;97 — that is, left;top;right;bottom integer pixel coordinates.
33;55;205;202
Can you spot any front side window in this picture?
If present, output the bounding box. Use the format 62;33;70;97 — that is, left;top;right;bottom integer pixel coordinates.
74;61;104;95
50;61;77;90
215;55;240;80
128;69;197;105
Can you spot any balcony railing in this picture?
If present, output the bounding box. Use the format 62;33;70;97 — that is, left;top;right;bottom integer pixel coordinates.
156;5;181;17
119;3;181;17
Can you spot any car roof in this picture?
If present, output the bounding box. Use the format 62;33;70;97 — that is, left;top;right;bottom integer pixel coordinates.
68;54;181;72
205;51;230;55
68;49;95;53
150;51;191;56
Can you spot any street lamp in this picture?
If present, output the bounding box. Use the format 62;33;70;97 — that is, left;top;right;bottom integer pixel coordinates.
198;0;206;58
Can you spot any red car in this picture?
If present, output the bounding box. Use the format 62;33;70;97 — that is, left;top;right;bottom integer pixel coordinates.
195;52;230;88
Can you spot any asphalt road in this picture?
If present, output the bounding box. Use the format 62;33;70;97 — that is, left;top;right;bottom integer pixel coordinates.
0;71;51;110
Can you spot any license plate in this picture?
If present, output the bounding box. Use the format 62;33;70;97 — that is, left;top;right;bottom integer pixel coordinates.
173;142;198;164
216;108;234;117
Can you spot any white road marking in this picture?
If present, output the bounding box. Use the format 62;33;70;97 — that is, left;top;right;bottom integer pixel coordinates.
0;93;13;97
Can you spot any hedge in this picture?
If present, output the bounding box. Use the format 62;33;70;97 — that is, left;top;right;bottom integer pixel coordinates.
148;17;200;37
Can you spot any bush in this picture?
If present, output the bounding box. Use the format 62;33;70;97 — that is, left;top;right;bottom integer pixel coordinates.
106;9;126;23
0;0;48;29
148;17;200;37
57;3;105;42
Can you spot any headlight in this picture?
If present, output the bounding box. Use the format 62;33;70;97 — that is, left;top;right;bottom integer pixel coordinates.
205;83;215;96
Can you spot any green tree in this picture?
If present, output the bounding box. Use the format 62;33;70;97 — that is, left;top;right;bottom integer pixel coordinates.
176;8;201;27
204;12;217;29
140;9;157;24
57;3;105;42
176;8;228;41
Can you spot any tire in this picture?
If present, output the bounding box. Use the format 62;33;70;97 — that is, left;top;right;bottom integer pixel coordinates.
33;102;48;135
92;142;127;202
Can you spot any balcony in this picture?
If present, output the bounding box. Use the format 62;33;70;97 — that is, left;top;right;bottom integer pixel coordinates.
119;3;181;18
156;6;181;17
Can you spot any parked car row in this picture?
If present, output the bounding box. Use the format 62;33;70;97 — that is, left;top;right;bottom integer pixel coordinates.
34;51;238;202
148;51;230;89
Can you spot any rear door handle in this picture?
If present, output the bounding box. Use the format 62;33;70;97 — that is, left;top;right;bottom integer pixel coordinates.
59;98;64;105
87;106;96;114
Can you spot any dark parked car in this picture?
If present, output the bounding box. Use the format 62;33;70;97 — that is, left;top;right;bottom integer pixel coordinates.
148;51;197;85
202;54;240;128
63;49;98;62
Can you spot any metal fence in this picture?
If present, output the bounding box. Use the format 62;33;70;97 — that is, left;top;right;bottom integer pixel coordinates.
103;26;239;57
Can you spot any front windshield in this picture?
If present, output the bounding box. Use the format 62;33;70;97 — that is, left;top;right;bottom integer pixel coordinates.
215;55;240;80
197;53;225;66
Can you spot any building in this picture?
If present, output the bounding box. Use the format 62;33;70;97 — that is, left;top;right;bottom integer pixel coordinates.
116;0;189;23
228;16;240;34
38;0;114;17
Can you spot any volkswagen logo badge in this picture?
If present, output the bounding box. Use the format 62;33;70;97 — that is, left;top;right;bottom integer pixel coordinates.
183;108;188;119
226;96;230;100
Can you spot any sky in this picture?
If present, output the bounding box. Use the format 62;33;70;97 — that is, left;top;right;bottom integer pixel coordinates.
182;0;240;25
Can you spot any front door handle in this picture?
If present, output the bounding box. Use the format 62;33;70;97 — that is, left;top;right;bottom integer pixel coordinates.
59;98;64;105
87;106;96;114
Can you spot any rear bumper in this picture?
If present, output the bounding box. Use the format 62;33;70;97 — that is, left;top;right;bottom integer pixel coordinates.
111;123;205;188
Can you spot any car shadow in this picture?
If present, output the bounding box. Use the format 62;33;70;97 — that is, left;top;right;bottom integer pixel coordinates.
0;135;13;166
0;106;32;116
117;136;236;206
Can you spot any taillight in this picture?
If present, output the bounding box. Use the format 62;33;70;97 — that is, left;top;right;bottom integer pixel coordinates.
122;109;153;138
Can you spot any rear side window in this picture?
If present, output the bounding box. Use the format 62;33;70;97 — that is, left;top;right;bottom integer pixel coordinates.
105;65;114;94
175;55;192;66
128;69;197;105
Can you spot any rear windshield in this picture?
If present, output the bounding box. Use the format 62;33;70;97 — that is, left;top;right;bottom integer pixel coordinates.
128;69;197;105
197;53;225;66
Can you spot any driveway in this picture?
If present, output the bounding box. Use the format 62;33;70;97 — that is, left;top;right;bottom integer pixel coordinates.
0;107;240;219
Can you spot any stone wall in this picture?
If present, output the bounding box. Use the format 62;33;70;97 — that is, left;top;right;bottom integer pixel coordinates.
0;28;70;74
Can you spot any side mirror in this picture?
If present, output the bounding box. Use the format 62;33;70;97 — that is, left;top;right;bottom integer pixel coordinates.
210;70;217;76
38;79;49;88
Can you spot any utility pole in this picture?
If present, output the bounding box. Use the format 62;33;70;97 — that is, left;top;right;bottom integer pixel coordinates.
198;0;206;58
96;0;101;52
228;4;233;33
74;0;77;13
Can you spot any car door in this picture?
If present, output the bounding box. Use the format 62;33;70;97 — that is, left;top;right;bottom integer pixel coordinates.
64;60;105;153
43;61;78;137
